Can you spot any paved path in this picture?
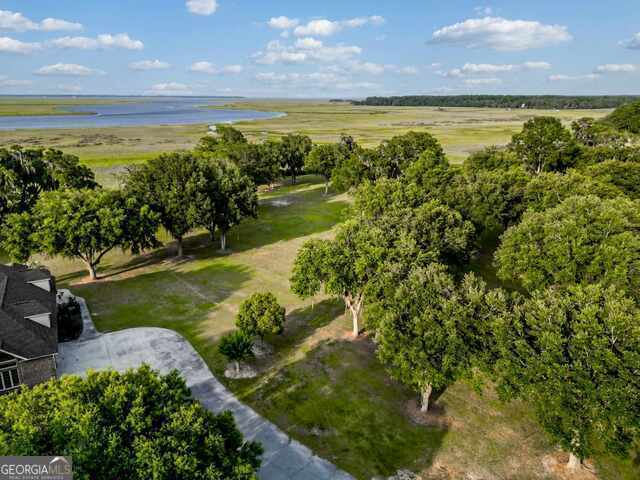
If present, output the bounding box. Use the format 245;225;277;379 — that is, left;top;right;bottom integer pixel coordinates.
57;295;353;480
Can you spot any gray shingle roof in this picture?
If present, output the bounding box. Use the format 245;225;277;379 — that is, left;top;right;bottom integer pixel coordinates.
0;264;58;359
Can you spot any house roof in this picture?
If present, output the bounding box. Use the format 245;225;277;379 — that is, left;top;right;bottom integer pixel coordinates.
0;264;57;359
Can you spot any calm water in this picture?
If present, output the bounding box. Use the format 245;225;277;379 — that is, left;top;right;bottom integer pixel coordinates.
0;97;283;130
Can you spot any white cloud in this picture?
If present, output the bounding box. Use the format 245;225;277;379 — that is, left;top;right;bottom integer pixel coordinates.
97;34;143;50
268;16;299;29
438;61;551;78
0;10;82;32
295;37;324;49
346;60;387;75
0;77;32;87
548;73;600;81
522;61;551;70
129;59;170;70
431;16;571;51
253;39;361;65
149;82;193;95
190;62;244;75
186;0;218;16
0;10;37;31
462;63;514;74
51;33;143;50
0;37;41;54
190;61;217;74
464;77;502;85
335;81;379;90
595;64;637;73
620;33;640;50
35;63;100;76
40;18;83;32
221;64;243;74
293;16;385;37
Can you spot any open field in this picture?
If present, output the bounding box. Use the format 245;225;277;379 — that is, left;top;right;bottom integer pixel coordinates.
9;175;636;480
0;100;611;185
0;97;133;116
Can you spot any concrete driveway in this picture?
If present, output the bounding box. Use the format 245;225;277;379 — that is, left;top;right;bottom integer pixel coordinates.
57;297;353;480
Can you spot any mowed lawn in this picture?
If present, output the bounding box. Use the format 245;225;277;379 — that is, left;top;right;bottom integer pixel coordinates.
16;175;634;479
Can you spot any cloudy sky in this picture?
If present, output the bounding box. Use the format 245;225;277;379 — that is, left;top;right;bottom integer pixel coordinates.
1;0;639;97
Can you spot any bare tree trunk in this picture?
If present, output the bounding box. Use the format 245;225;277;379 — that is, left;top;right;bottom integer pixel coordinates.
85;261;97;281
345;293;364;337
420;384;433;413
324;180;329;196
176;237;183;257
234;360;240;374
220;232;227;251
567;452;581;470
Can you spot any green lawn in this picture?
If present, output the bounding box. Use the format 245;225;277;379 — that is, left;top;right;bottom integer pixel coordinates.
24;174;634;479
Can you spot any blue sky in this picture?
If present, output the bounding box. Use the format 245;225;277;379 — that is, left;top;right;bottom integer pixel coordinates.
1;0;639;97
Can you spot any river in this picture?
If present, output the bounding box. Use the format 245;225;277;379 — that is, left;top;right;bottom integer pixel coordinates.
0;97;283;130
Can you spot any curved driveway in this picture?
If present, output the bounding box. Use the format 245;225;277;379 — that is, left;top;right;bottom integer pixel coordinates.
57;297;353;480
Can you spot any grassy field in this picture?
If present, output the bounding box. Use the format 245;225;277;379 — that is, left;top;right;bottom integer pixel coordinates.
14;175;635;480
0;100;610;184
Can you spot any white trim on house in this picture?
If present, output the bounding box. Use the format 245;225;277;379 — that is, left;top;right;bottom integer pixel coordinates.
26;313;51;328
28;279;51;292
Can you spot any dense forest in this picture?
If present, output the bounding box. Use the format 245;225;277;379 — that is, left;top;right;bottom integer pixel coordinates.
352;95;640;109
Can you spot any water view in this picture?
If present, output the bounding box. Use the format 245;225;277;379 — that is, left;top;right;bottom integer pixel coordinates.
0;97;283;130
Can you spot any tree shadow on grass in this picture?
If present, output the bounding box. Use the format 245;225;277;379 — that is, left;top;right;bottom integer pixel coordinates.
238;337;449;479
187;181;350;258
71;262;253;350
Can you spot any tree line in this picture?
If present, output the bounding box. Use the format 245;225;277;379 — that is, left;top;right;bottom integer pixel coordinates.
353;95;640;109
0;146;259;279
289;101;640;471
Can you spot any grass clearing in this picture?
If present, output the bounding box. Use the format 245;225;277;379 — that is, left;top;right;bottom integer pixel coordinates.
0;97;133;116
21;174;635;479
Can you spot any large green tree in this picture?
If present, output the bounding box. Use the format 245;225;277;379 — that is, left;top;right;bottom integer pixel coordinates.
493;284;640;470
280;134;312;184
523;170;623;212
290;200;474;336
376;131;445;179
0;365;263;479
583;160;640;199
0;147;96;223
124;152;205;257
2;189;159;279
510;117;578;174
376;264;505;412
198;159;257;251
604;99;640;134
305;143;345;194
495;195;640;300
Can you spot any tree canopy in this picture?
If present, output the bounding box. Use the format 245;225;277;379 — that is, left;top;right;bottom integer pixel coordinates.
124;152;205;257
0;365;262;479
2;189;159;279
492;284;640;467
0;146;96;223
376;264;506;412
604;100;640;134
236;292;285;340
510;117;578;174
280;134;312;184
496;195;640;300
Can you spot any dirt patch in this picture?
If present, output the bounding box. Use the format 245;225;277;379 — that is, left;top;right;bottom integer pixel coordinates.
542;453;598;480
224;363;257;379
406;399;463;430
